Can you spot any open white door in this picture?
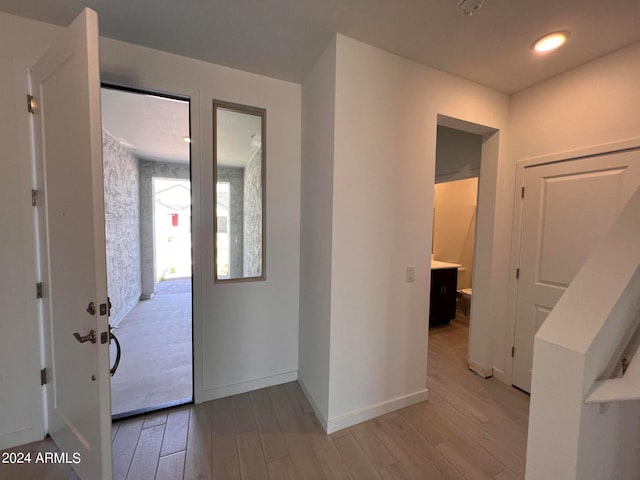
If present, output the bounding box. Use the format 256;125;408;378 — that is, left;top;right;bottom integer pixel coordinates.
512;149;640;392
30;9;112;480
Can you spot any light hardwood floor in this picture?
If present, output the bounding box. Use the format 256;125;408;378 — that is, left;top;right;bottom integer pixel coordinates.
0;314;529;480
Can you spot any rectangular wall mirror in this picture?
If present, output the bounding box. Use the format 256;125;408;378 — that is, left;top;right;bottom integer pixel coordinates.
213;100;266;282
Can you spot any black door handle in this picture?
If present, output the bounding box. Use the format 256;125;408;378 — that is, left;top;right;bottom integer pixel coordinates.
73;330;96;344
110;331;121;377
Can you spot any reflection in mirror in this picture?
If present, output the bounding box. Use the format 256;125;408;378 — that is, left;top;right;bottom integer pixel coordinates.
214;101;266;282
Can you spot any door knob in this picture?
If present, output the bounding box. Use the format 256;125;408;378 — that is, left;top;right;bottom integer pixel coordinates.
73;330;97;344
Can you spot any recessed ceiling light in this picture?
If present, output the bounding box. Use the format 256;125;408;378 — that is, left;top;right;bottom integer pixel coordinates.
533;31;569;53
182;136;191;143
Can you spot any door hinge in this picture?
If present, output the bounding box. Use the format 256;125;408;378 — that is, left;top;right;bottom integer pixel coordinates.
511;346;515;358
40;368;47;385
516;268;520;279
36;282;43;299
521;186;525;198
27;94;36;114
31;189;39;206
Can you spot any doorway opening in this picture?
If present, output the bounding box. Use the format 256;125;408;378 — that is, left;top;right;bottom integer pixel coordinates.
427;116;490;383
433;177;478;317
101;85;193;419
429;123;481;331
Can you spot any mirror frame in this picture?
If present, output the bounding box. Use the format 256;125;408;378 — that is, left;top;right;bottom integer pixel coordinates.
213;99;267;283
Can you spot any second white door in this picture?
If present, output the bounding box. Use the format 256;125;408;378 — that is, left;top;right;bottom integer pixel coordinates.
512;148;640;392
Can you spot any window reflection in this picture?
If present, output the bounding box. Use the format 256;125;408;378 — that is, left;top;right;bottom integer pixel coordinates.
214;102;265;282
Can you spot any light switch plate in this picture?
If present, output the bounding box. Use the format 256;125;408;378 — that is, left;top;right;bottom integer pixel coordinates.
406;266;415;283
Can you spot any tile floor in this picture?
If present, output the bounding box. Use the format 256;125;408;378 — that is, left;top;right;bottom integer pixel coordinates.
110;278;193;417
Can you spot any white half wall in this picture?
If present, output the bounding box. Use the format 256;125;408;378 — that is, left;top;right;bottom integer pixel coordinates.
526;188;640;480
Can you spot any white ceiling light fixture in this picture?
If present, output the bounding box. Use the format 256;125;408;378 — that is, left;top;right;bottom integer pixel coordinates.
457;0;484;16
533;31;570;53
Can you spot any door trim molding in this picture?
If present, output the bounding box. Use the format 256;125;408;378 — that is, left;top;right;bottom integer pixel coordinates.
503;136;640;385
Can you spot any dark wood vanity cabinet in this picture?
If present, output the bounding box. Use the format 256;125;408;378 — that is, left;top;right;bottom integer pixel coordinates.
429;267;458;327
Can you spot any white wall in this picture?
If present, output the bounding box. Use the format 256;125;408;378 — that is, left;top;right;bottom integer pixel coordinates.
0;11;301;449
0;12;61;450
435;126;482;183
433;178;478;289
317;35;509;431
298;38;337;425
509;42;640;162
100;33;302;402
500;41;640;381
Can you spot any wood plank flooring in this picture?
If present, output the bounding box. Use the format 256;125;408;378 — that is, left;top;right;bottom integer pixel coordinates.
0;314;529;479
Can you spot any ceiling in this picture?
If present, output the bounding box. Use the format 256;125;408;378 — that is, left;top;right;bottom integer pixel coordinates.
101;88;262;165
216;108;262;168
1;1;640;93
101;87;190;164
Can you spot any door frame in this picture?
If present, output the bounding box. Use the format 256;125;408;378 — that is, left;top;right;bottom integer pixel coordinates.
431;114;500;379
101;82;196;417
98;70;204;404
504;136;640;384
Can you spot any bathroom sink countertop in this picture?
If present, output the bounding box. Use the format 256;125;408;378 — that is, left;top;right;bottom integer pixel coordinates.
431;260;462;270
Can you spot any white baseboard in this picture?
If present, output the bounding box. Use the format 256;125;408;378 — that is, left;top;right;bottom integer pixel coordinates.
199;370;298;403
492;368;508;385
0;427;43;451
297;378;329;432
326;389;429;434
469;362;494;378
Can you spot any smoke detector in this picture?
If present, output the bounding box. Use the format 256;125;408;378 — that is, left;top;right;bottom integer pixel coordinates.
458;0;484;16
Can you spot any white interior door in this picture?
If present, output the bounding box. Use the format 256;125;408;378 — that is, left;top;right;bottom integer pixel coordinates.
30;9;112;479
512;149;640;392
